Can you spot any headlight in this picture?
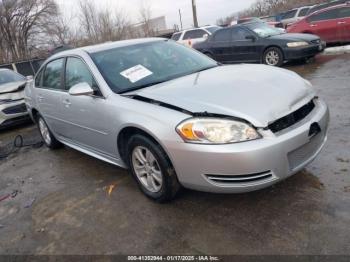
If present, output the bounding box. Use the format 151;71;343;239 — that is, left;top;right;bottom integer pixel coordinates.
176;118;261;144
287;41;309;48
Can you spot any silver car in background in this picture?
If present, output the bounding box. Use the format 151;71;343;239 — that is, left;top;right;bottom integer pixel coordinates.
24;39;329;202
0;69;29;129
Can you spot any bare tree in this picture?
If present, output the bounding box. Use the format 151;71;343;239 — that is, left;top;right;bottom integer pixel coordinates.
139;1;153;37
78;0;130;44
217;0;326;23
0;0;59;61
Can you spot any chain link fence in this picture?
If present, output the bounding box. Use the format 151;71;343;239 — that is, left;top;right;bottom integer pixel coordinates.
0;58;45;76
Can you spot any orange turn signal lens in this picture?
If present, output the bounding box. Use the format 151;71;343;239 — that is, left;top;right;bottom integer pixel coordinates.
178;123;198;140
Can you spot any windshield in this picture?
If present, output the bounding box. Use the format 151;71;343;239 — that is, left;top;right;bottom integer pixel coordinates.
206;26;221;34
0;70;25;85
246;22;284;37
90;40;218;94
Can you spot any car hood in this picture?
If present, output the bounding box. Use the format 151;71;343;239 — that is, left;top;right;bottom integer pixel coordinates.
128;65;315;127
268;33;319;42
0;81;26;94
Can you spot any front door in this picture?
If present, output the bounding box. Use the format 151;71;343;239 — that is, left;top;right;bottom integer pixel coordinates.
229;28;260;63
59;57;115;157
307;8;343;43
209;28;234;63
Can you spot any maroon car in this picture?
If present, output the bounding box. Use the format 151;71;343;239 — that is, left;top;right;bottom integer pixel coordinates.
287;3;350;43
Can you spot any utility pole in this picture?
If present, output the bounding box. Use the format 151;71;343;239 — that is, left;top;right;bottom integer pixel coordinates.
191;0;199;28
179;9;183;30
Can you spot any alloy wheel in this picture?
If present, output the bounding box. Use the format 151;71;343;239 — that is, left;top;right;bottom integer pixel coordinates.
131;146;163;193
265;50;280;66
38;118;51;145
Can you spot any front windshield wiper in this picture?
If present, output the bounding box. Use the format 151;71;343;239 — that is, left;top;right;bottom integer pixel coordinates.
118;80;169;94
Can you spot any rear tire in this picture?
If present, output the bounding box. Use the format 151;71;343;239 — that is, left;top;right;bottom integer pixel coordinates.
263;47;284;67
36;114;62;149
126;134;181;203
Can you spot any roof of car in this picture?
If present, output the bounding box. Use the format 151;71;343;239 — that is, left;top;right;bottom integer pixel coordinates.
172;25;220;34
308;1;349;14
308;2;349;16
50;38;165;59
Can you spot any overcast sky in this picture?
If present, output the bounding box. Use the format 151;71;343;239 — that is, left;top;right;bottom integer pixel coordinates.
56;0;257;29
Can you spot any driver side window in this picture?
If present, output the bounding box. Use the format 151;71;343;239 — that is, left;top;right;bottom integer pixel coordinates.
65;57;100;95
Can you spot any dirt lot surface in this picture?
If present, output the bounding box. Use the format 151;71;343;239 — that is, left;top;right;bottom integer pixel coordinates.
0;55;349;255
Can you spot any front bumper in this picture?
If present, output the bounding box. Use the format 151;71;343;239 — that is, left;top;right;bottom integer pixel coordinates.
166;99;329;193
0;99;30;129
283;42;326;60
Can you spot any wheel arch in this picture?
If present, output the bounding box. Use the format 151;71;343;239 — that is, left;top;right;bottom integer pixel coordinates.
31;108;40;122
117;126;173;167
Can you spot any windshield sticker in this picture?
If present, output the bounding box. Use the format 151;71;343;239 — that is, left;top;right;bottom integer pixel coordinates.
120;65;153;83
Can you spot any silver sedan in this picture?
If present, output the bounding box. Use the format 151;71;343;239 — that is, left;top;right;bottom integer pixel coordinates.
25;38;329;202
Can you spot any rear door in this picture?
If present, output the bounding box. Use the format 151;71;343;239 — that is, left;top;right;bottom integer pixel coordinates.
36;58;65;132
337;6;350;42
307;8;342;42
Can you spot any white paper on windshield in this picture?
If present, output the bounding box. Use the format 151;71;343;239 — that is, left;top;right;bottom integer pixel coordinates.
120;65;153;83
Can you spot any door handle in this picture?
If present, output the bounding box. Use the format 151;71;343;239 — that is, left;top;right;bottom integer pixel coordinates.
37;95;44;102
62;100;71;107
337;21;346;25
310;24;317;27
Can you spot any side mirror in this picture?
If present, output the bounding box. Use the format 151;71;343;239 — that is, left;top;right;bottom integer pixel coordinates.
203;34;209;40
245;35;256;42
68;82;94;96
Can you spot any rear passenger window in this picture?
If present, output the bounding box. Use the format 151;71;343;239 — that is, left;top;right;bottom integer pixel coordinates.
183;29;207;40
171;33;181;41
213;29;231;42
42;59;64;90
338;7;350;18
298;7;310;17
308;9;339;22
231;28;250;41
282;10;298;19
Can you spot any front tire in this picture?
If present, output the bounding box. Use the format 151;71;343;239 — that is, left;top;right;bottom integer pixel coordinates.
37;115;62;149
127;134;181;202
263;47;284;67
